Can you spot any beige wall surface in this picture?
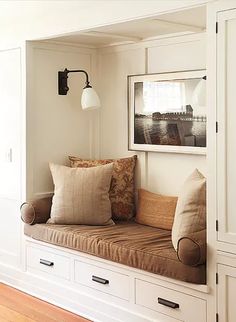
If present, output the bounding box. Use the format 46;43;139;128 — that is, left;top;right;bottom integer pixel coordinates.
26;42;99;197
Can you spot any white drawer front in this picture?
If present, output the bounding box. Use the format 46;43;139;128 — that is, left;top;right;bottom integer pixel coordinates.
74;260;130;300
136;279;206;322
27;246;70;280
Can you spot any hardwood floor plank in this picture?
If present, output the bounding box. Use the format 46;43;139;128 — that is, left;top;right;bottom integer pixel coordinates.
0;283;91;322
0;304;35;322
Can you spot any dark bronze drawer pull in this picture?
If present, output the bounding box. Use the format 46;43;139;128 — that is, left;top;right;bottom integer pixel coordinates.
158;297;179;309
40;259;54;267
92;275;109;285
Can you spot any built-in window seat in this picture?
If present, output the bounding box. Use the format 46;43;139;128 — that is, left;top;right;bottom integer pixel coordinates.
21;197;206;285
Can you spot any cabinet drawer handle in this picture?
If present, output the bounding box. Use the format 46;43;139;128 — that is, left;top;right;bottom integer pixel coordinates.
158;297;179;309
40;259;54;267
92;275;109;285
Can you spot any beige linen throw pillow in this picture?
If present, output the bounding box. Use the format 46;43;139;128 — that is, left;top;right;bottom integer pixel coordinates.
68;155;137;220
172;169;206;251
48;163;114;225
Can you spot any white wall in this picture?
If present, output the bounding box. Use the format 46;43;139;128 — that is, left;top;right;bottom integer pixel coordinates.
0;47;22;267
98;33;206;196
26;42;99;198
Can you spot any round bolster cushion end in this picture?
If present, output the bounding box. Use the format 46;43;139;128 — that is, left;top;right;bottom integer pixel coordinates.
20;196;53;225
177;229;206;267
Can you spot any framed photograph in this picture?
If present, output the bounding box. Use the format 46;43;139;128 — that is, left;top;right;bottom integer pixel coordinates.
128;70;206;154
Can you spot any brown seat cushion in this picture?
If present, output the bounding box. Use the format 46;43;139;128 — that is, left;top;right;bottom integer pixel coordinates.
24;221;206;284
68;155;137;221
136;189;177;230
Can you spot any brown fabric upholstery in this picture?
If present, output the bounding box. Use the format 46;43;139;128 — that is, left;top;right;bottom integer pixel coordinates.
24;221;206;284
21;197;52;225
136;189;177;230
177;229;206;267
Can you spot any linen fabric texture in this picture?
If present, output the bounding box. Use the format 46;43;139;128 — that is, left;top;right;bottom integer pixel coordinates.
48;163;114;225
136;189;177;230
172;169;206;251
68;155;137;220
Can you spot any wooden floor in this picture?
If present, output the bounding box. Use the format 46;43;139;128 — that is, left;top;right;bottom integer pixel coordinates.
0;283;91;322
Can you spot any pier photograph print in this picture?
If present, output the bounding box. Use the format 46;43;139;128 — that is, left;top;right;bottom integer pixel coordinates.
128;70;206;154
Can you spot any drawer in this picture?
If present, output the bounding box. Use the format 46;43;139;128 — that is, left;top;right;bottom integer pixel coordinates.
74;260;130;300
27;245;70;280
135;279;206;322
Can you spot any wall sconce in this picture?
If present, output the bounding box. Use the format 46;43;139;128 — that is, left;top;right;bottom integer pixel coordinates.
58;68;100;110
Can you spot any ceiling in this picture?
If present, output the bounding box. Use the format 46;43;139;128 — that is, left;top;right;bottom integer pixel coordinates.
49;5;206;47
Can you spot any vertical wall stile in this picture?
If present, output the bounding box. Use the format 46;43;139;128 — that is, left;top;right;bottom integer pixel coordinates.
144;47;149;190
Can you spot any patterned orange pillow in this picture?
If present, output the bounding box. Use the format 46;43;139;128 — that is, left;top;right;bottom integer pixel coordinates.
68;155;137;220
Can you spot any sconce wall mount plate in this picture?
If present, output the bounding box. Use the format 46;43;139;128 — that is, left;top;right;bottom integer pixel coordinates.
58;69;69;95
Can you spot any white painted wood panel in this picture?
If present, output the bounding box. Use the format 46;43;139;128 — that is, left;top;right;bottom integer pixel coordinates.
148;36;206;73
22;238;208;322
136;279;206;322
74;260;130;301
0;199;22;267
99;34;206;195
0;48;21;200
217;9;236;245
98;47;147;189
0;47;22;268
218;264;236;322
26;42;98;198
147;152;206;195
27;245;70;280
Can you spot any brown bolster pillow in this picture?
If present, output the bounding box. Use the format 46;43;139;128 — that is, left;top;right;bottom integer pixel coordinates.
177;229;206;267
20;196;53;225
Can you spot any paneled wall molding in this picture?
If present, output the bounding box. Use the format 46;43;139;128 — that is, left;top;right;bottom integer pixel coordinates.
98;32;206;195
28;41;97;55
98;32;206;54
26;41;99;199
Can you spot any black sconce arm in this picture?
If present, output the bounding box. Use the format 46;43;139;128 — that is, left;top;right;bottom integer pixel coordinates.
58;68;92;95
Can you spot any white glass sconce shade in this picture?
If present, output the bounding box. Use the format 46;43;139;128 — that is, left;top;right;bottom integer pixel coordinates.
81;87;101;110
58;68;101;110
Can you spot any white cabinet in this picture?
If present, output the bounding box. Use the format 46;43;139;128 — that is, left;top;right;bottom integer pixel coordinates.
216;5;236;322
136;279;206;322
218;263;236;322
27;245;71;280
74;260;130;301
217;8;236;246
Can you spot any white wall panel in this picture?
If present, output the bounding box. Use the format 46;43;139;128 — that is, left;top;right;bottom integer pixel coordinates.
148;36;206;73
26;43;98;197
99;34;206;195
0;48;21;199
0;199;22;267
147;152;206;195
0;47;22;267
146;34;206;194
98;48;147;189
